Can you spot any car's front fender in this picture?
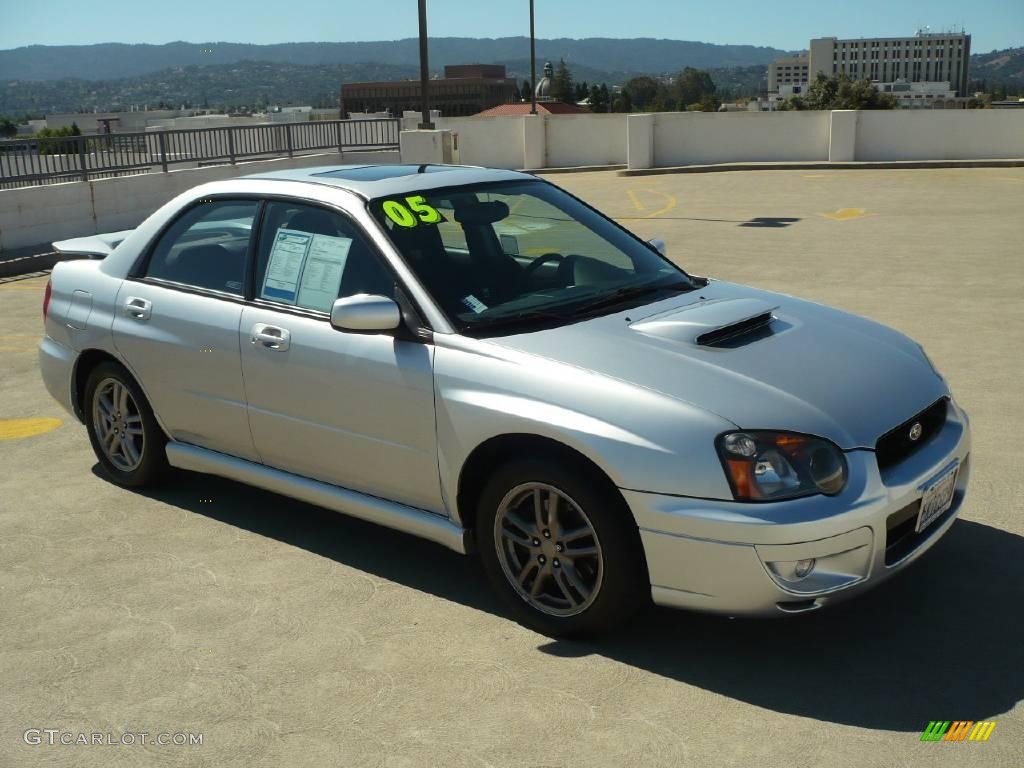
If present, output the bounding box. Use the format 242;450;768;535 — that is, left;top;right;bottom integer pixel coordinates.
433;334;737;525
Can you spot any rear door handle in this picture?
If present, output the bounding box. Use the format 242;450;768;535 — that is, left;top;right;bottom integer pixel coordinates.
124;296;152;320
250;323;291;351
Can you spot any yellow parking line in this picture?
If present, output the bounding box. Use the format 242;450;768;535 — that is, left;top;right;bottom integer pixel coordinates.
0;417;63;440
627;188;678;219
819;208;872;221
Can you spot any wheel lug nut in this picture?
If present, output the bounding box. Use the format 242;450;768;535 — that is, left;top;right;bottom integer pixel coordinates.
532;538;540;546
553;559;560;568
543;530;551;538
538;555;546;564
556;544;564;552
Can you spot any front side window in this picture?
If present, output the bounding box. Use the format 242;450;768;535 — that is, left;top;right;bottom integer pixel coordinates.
254;202;394;313
146;199;257;295
369;180;696;336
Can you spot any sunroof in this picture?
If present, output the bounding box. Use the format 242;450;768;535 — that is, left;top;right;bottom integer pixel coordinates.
311;165;457;181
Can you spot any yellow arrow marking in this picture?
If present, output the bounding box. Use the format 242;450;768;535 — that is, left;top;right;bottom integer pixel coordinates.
820;208;869;221
0;417;63;440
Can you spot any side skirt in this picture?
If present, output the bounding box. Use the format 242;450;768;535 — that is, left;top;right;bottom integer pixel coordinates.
165;442;469;554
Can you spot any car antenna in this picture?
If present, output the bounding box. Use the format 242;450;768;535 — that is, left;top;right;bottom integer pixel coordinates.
417;164;429;174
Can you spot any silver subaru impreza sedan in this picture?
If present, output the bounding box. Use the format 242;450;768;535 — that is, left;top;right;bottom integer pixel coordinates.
39;164;970;636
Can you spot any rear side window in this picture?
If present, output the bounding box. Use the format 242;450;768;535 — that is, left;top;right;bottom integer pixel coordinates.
254;201;395;313
146;199;258;295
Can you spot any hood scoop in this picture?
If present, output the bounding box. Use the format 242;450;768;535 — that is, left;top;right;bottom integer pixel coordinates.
629;297;779;347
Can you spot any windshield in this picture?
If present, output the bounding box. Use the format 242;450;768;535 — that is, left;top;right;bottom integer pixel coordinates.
368;180;696;336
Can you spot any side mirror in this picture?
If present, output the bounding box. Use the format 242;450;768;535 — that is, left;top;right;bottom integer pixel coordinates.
330;294;401;332
648;238;667;256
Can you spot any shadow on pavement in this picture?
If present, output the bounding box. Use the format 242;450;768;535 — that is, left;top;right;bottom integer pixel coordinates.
120;466;1023;732
738;216;801;228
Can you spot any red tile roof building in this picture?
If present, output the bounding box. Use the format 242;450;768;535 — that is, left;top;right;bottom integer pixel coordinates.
474;102;590;117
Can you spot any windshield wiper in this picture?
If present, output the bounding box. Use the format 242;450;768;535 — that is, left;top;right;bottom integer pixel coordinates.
565;279;695;317
460;307;573;337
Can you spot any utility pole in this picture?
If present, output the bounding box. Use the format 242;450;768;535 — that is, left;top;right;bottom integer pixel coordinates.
529;0;538;114
418;0;434;128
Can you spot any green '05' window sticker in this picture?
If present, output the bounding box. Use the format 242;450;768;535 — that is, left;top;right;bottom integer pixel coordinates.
381;196;443;227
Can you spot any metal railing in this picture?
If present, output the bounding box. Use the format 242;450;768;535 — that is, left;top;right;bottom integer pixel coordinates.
0;119;400;189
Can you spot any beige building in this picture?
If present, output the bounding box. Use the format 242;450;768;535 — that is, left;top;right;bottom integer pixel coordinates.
809;31;971;96
767;54;810;93
769;30;972;97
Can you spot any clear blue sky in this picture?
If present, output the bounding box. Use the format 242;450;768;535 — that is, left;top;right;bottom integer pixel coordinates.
2;0;1021;53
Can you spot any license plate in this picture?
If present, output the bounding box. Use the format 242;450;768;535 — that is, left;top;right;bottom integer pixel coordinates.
916;462;959;533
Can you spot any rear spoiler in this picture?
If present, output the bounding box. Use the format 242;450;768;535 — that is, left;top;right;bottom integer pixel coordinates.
52;230;133;259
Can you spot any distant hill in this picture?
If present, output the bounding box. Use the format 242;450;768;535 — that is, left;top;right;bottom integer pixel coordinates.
0;59;772;115
0;62;419;115
2;40;1019;116
969;46;1024;91
0;38;789;82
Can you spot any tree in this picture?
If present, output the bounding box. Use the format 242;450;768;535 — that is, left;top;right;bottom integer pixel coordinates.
778;73;896;110
623;75;660;110
0;117;17;138
550;58;575;103
612;88;632;113
69;121;81;136
589;83;610;113
672;67;716;109
521;79;531;99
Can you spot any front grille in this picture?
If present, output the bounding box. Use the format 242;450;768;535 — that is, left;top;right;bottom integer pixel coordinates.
875;397;949;471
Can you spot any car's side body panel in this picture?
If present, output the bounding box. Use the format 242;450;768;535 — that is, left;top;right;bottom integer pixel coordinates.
110;282;258;461
240;304;444;513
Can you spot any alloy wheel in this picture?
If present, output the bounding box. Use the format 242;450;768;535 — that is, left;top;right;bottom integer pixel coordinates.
92;377;145;472
493;482;604;617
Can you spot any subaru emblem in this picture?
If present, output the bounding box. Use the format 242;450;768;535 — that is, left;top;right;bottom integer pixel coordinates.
908;422;923;441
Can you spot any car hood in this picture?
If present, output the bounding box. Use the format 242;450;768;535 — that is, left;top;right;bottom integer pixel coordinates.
483;280;948;449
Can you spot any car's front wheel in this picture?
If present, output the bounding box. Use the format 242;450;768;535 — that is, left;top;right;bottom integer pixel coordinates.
84;361;168;488
476;457;648;637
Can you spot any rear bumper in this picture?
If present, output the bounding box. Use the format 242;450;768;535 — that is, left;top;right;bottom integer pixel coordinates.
626;399;972;616
38;336;77;418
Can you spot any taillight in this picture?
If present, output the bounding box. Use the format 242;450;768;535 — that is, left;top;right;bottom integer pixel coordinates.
43;279;52;322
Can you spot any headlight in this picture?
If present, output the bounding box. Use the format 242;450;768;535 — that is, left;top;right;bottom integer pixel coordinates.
717;431;848;502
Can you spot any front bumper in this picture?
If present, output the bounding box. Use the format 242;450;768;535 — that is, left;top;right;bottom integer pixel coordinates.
627;400;972;615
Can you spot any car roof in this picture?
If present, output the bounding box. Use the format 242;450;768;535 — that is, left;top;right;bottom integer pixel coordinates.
242;164;537;199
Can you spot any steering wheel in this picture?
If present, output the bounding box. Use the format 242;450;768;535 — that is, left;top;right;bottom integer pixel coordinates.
523;252;566;275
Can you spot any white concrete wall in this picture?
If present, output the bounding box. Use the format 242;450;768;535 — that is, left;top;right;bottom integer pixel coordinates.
428;113;628;170
544;114;628;168
0;150;398;253
653;111;831;167
434;116;526;169
855;110;1024;161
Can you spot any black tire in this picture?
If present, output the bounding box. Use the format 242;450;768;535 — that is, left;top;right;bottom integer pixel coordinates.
475;456;649;637
84;361;168;488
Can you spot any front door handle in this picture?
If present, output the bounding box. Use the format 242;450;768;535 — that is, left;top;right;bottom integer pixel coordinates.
124;296;152;320
250;323;291;351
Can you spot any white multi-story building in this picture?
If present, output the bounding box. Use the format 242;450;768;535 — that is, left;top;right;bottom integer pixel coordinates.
769;30;972;98
767;54;810;93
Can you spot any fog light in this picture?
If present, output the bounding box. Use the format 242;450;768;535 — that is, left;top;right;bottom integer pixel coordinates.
794;558;816;578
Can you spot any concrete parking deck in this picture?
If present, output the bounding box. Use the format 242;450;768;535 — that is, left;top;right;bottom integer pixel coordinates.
2;167;1022;767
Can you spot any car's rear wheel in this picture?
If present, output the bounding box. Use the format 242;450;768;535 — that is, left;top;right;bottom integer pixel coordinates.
84;361;168;488
476;457;648;637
